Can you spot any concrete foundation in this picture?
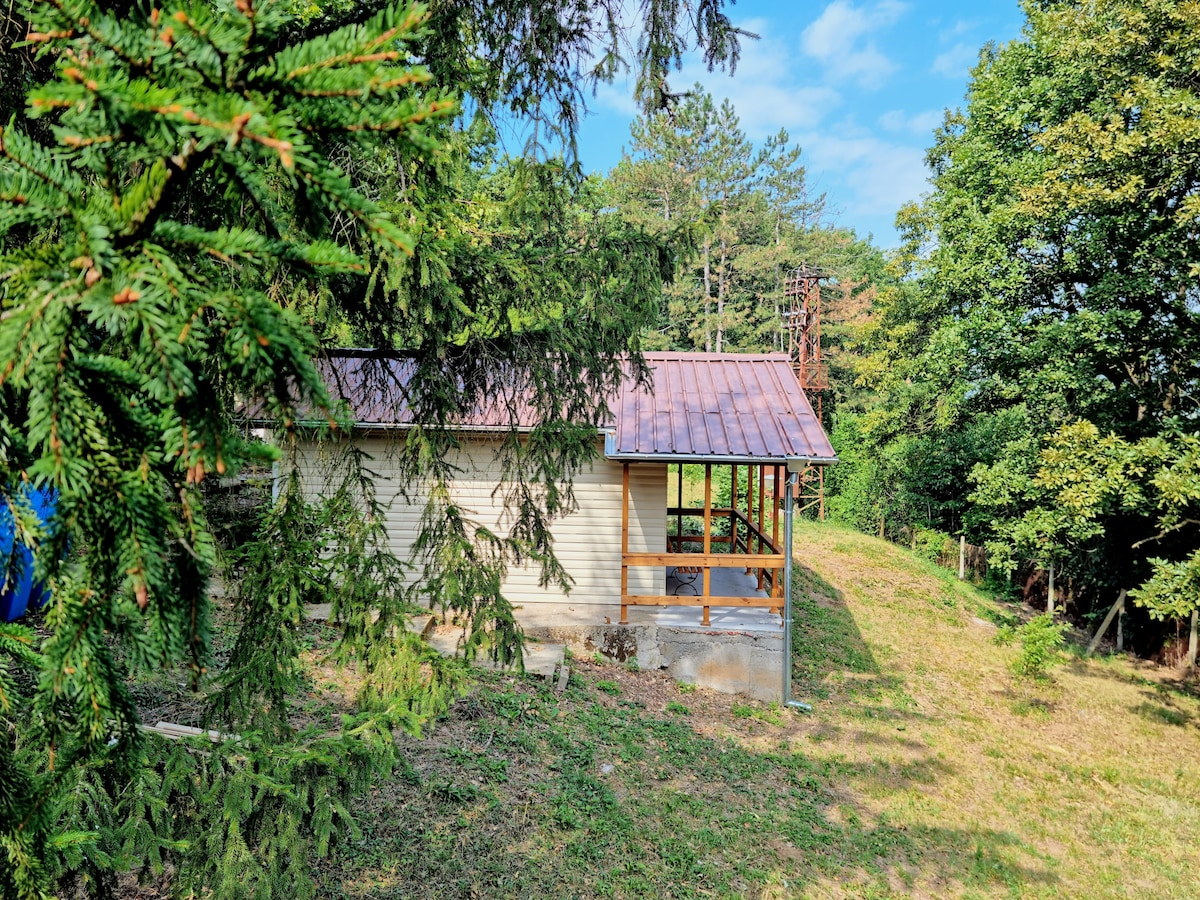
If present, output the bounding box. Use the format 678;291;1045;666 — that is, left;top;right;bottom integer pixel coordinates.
516;567;786;702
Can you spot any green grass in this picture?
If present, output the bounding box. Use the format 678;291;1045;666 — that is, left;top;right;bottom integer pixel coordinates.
311;521;1200;900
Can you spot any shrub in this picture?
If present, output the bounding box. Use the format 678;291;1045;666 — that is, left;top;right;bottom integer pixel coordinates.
1003;614;1068;681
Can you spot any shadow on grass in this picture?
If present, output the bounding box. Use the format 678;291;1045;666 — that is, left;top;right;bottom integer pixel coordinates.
790;561;887;703
1063;654;1200;704
318;675;1054;900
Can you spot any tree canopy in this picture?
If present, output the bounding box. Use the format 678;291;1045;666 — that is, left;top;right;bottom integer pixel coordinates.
826;0;1200;643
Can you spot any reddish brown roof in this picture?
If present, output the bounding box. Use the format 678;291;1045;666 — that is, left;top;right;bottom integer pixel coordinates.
314;351;836;465
314;354;545;431
607;353;836;464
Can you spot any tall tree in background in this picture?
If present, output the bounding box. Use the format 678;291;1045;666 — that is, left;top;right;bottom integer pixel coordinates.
834;0;1199;638
608;87;862;356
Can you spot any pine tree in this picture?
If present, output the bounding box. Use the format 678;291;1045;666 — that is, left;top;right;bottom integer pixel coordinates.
0;2;460;894
0;0;738;894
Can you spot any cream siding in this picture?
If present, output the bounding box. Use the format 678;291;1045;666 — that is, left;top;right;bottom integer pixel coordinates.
292;435;666;606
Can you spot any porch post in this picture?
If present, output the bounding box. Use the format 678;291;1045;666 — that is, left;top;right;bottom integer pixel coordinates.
771;465;782;610
702;462;712;627
757;464;766;590
730;463;738;552
745;463;755;573
676;462;683;550
620;462;630;625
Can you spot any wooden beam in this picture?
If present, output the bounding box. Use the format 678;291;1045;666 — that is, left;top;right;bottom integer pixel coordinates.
1086;590;1126;656
625;552;785;568
703;463;712;626
771;465;782;603
668;534;733;547
623;594;781;608
727;509;781;555
621;462;630;625
730;463;738;556
746;464;755;572
676;462;683;551
757;464;766;589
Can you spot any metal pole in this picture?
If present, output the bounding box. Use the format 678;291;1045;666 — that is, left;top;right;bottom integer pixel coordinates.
782;470;811;712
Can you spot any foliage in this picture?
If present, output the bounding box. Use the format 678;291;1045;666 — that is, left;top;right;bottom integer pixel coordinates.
828;0;1200;638
293;0;749;159
607;87;885;358
1033;422;1200;621
998;613;1068;682
0;0;716;895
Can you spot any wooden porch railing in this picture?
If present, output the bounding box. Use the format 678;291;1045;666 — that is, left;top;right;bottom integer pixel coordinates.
620;461;785;627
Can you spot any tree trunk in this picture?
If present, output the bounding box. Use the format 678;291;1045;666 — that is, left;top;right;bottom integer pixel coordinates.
716;236;727;352
702;238;712;352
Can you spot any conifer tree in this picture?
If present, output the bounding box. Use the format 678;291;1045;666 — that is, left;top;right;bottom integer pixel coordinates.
0;0;731;893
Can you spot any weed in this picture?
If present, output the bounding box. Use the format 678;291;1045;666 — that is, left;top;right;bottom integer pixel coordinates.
1003;614;1068;681
590;652;607;666
596;680;621;696
666;701;690;715
624;657;640;673
732;701;785;726
676;681;696;694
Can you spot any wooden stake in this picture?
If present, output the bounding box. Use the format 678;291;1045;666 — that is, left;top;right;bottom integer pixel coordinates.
1086;590;1126;656
1047;562;1056;615
620;462;630;625
702;463;712;627
1188;608;1198;669
958;535;966;581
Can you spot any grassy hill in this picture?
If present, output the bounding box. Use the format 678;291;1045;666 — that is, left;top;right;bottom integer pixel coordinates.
316;521;1200;899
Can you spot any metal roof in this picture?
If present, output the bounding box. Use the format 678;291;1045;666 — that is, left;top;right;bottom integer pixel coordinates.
313;353;544;431
606;353;836;466
311;351;836;466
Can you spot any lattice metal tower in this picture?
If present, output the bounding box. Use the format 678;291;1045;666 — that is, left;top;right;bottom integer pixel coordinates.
783;263;829;518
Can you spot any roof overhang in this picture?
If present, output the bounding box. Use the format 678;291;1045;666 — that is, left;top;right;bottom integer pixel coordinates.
603;430;836;467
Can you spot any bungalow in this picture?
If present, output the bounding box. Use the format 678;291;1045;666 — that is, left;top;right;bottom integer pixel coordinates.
290;350;837;699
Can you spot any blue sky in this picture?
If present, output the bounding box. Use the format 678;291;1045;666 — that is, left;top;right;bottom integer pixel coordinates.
572;0;1027;248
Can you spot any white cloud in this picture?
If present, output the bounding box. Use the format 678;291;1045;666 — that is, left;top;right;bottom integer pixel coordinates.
800;1;908;89
938;18;978;42
931;42;980;78
590;19;843;141
878;108;943;137
800;131;930;227
675;33;842;138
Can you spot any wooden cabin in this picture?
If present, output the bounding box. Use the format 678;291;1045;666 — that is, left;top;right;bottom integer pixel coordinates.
288;352;837;629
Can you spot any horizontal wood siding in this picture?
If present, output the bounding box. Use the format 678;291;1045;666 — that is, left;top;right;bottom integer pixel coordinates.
292;436;666;606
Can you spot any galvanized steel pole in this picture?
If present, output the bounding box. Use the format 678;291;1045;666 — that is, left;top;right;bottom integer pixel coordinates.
782;471;811;712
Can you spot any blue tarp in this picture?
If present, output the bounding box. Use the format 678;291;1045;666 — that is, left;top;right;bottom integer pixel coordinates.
1;487;56;622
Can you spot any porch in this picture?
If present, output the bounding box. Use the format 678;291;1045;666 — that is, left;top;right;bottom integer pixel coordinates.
620;461;789;628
